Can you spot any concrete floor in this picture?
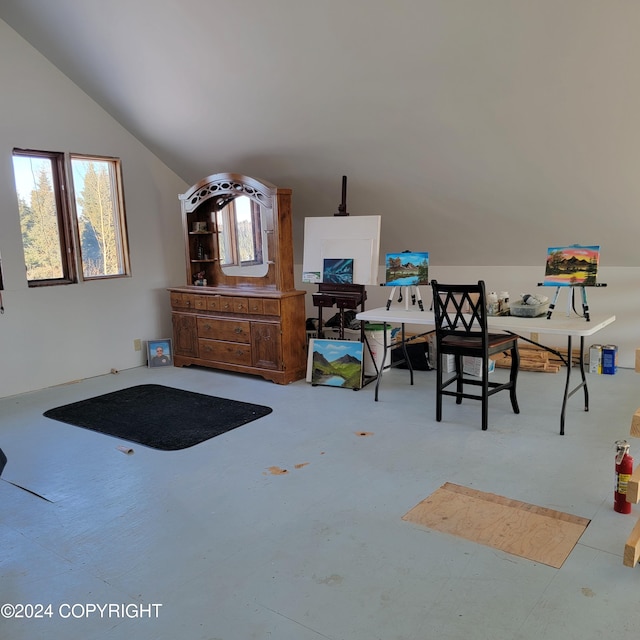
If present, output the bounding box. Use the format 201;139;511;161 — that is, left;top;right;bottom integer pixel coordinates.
1;363;639;639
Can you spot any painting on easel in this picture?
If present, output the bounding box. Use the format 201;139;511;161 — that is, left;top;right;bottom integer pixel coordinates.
307;339;363;390
323;258;354;285
384;252;429;286
543;245;600;287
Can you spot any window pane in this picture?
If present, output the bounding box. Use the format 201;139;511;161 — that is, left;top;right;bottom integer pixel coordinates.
12;155;65;281
71;157;127;278
235;196;256;263
216;207;231;265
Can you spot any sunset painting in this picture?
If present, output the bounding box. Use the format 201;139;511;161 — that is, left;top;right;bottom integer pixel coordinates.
543;245;600;286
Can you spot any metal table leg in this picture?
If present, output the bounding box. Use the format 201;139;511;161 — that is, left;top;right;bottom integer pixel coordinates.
560;336;588;435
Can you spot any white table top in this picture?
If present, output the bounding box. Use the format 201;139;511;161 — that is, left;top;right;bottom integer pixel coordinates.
356;306;616;337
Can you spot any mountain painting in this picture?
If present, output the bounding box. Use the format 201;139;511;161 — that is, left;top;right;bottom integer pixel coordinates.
307;338;363;389
543;245;600;286
323;258;354;285
385;252;429;286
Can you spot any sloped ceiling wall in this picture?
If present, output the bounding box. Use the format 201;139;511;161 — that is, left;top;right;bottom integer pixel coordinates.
2;0;640;266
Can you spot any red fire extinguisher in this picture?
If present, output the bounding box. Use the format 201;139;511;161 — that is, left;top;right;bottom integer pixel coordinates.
614;440;634;514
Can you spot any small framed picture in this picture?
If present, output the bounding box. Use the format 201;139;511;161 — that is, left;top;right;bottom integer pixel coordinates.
147;339;173;367
302;271;322;284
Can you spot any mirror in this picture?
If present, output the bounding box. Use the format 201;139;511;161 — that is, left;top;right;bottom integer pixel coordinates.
216;195;269;277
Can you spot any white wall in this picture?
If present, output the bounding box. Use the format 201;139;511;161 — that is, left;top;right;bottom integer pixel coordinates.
0;21;188;398
296;265;639;369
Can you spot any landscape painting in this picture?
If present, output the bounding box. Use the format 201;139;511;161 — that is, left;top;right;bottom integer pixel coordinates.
307;339;363;389
543;245;600;286
323;258;354;285
385;252;429;286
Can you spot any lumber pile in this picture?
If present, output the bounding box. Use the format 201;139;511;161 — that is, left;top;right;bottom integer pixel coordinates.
623;519;640;568
626;466;640;505
492;342;582;374
632;348;640;438
631;408;640;439
622;347;640;567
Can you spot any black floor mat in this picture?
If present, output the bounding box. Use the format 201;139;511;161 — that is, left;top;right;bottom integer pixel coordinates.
43;384;273;451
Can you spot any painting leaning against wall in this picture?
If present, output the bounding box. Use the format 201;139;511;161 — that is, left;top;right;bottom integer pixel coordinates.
307;339;363;390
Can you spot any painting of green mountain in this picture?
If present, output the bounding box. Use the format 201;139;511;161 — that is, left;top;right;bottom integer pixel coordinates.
308;339;363;389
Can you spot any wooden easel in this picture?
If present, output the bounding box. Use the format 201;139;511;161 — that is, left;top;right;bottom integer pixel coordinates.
309;176;381;388
311;176;368;339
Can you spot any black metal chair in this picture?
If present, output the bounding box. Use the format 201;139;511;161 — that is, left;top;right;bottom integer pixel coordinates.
431;280;520;430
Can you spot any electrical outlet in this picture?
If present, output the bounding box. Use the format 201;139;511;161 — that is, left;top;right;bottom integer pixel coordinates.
134;339;142;351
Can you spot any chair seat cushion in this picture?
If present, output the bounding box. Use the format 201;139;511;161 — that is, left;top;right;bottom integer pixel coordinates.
442;333;516;350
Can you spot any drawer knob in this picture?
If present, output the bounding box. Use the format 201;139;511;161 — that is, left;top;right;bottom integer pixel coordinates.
234;327;243;334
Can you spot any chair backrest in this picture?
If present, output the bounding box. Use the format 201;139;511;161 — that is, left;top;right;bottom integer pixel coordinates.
431;280;489;342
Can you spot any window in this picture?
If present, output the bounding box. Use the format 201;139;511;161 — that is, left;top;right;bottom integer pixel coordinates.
11;149;130;286
216;195;263;267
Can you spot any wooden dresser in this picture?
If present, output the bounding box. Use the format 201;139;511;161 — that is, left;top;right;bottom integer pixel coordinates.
169;287;306;384
169;173;306;384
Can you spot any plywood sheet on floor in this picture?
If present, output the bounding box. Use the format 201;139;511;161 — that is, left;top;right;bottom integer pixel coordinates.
402;482;590;568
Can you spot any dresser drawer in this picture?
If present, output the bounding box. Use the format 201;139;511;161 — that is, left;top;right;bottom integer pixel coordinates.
197;317;251;343
218;296;249;314
247;298;264;314
262;299;280;316
193;295;209;310
170;292;196;310
198;339;252;365
206;296;220;311
246;298;280;315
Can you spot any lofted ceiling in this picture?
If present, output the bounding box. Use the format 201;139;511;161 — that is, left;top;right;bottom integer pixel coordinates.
2;0;640;266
